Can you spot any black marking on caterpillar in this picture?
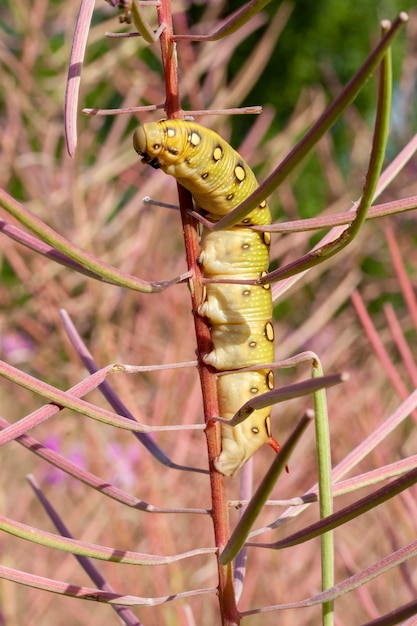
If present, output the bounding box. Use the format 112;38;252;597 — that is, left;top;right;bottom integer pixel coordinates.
133;120;279;477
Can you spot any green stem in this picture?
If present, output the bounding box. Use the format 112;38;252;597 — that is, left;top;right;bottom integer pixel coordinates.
312;359;334;626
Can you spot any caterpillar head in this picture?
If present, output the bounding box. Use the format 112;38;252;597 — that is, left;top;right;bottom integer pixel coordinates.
214;415;280;478
133;124;165;169
133;121;195;170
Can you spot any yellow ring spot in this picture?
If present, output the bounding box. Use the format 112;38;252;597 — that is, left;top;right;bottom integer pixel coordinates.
213;146;223;161
265;416;271;436
190;132;201;146
234;165;246;182
265;322;274;342
260;271;271;290
263;232;271;246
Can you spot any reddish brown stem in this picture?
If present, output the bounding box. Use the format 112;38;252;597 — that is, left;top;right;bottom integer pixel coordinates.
156;0;180;116
157;1;239;622
177;184;240;625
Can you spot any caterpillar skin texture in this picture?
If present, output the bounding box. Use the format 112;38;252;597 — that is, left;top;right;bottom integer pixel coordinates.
133;120;278;477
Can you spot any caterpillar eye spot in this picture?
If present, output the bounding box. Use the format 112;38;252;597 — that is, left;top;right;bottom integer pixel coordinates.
250;387;258;394
265;322;274;342
251;426;260;435
201;172;209;180
267;371;274;389
242;243;250;250
168;147;179;155
167;127;176;137
234;164;246;182
260;271;271;290
249;341;257;348
152;143;161;150
242;218;251;224
189;131;201;146
226;193;234;201
213;146;223;161
259;200;267;208
265;416;271;436
263;232;271;246
242;289;251;296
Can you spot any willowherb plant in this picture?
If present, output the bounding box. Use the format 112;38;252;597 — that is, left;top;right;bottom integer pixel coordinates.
1;1;417;625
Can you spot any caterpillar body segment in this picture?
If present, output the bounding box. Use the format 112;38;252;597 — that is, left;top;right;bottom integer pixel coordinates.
133;120;279;477
216;370;275;477
199;228;271;275
133;121;271;225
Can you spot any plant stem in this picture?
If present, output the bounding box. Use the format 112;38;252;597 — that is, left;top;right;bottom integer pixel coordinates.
157;1;239;621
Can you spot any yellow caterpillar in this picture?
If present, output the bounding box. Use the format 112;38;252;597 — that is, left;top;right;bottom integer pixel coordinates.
133;120;279;477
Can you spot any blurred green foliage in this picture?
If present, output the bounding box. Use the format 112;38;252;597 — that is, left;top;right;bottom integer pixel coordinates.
227;0;415;125
203;0;416;221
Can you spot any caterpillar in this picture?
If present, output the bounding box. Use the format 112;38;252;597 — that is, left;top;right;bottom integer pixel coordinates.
133;120;280;477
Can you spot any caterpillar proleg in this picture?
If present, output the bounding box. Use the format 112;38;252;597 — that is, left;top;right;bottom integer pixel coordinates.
133;120;280;477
